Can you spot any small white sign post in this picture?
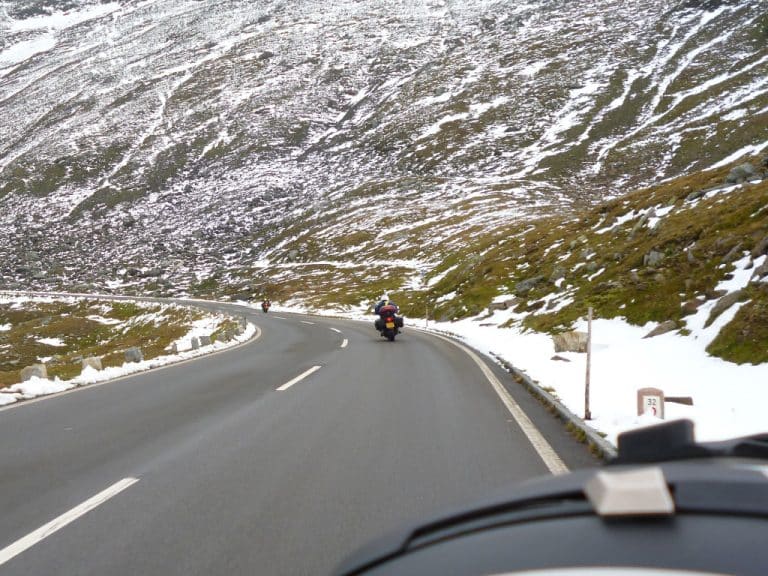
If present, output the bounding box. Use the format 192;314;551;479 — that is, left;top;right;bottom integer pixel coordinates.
637;387;665;419
420;269;429;328
584;307;592;420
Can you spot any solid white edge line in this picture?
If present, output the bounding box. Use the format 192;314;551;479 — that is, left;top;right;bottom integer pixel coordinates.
330;328;342;334
0;477;139;567
273;316;287;320
430;333;569;475
341;339;349;349
277;365;322;391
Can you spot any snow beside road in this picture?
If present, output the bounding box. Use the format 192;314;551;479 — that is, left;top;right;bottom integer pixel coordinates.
0;294;257;408
273;253;768;445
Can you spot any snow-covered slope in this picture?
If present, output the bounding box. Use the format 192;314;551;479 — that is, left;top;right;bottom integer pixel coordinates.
1;0;767;295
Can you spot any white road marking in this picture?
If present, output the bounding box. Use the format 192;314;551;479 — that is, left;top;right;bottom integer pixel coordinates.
330;328;342;334
341;339;348;348
277;366;322;391
431;333;569;475
0;477;139;567
300;321;315;325
273;315;287;320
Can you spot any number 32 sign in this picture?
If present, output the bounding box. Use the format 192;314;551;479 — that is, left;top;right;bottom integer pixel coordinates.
637;387;665;419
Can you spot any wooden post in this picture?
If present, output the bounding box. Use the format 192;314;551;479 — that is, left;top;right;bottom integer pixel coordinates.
585;307;593;420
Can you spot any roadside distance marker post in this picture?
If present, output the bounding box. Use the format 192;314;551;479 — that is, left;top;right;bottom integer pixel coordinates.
584;307;592;420
637;387;665;419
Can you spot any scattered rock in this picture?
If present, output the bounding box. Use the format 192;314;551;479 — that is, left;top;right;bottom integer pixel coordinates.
124;347;143;363
705;289;728;300
725;163;757;184
686;249;698;264
488;302;508;312
751;260;768;282
552;331;588;353
551;355;571;362
685;189;706;202
629;211;652;238
644;250;664;267
721;242;743;264
705;289;746;327
681;299;703;316
199;335;212;346
20;364;47;381
81;357;102;371
751;234;768;258
643;320;678;338
594;280;622;293
549;266;566;283
514;276;545;296
191;337;200;350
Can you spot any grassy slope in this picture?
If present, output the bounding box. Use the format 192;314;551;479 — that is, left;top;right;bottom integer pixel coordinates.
426;156;768;365
209;156;768;365
0;299;202;386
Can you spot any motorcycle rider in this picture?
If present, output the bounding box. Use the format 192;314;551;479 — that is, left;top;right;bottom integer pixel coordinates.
375;297;399;316
374;297;400;332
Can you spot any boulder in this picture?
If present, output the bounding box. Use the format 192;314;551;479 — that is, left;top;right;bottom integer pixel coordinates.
721;242;743;264
725;163;757;184
685;189;706;202
549;266;566;283
552;331;588;353
643;320;678;339
750;260;768;282
488;302;508;312
644;250;664;267
681;299;703;316
751;234;768;258
81;357;102;371
705;289;746;327
199;335;212;346
124;347;143;363
629;211;652;238
514;276;545;296
20;364;47;381
190;337;200;350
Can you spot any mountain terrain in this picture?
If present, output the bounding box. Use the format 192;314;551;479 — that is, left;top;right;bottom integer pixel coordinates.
1;0;768;362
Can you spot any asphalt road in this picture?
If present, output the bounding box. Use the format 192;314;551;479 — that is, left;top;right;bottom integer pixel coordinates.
0;303;599;575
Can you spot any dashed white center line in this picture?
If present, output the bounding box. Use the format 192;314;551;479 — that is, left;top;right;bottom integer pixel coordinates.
300;321;315;325
273;315;287;320
0;477;140;567
330;327;342;334
277;366;322;391
341;339;348;349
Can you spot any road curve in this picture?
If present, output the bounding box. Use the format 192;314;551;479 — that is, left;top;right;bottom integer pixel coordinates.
0;302;598;575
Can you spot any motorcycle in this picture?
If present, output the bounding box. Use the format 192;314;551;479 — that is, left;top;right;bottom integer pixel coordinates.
261;300;271;313
374;305;404;341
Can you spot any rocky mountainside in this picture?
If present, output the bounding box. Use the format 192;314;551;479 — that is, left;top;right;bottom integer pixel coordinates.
1;1;767;313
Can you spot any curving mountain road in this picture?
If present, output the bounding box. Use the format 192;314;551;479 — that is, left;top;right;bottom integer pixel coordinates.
0;303;598;575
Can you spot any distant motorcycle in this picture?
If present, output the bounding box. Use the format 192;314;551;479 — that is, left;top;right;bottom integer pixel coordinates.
374;304;404;341
261;300;271;313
